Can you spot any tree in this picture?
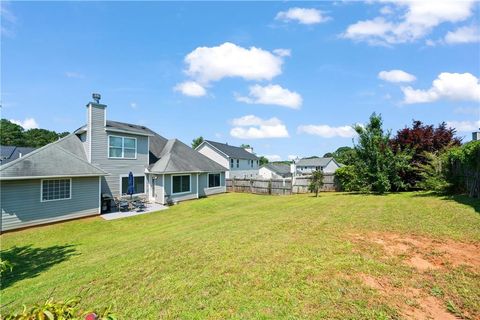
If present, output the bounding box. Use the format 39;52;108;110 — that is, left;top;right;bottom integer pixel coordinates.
258;156;269;166
240;144;251;148
24;129;61;148
308;170;324;197
323;152;333;157
0;119;25;146
331;146;356;165
191;136;204;149
353;113;411;193
390;120;461;188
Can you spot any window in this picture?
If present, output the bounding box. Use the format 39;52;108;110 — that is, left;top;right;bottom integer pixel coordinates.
172;175;190;194
108;136;137;159
208;173;221;188
121;176;145;194
41;179;71;202
250;160;253;168
230;158;234;168
236;159;239;168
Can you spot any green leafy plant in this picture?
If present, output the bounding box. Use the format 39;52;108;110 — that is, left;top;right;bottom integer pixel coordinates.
3;297;117;320
308;170;324;197
0;258;13;274
416;151;450;192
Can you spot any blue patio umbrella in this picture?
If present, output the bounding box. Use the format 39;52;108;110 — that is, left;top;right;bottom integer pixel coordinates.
127;171;135;198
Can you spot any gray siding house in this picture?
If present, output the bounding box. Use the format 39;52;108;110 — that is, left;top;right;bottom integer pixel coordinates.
196;140;259;178
294;157;341;175
1;95;227;231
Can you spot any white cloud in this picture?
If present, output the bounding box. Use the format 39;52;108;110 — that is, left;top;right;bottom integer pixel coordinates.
378;69;416;83
445;25;480;44
236;84;302;109
276;7;330;25
288;155;299;161
65;72;85;79
174;81;206;97
130;102;138;109
402;72;480;104
10;118;39;130
264;154;282;162
183;42;283;84
342;1;476;45
230;115;289;139
297;124;356;138
273;48;291;57
446;120;480;132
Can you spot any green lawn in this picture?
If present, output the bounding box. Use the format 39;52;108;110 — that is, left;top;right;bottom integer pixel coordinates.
1;192;479;319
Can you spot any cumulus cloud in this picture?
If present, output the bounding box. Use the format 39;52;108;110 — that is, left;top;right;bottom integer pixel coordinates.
236;84;302;109
378;69;416;83
342;1;476;45
273;48;291;57
276;7;330;25
183;42;284;84
445;25;480;44
10;117;39;130
65;72;85;79
297;124;356;138
264;154;282;162
446;120;480;132
402;72;480;104
174;81;206;97
230;115;289;139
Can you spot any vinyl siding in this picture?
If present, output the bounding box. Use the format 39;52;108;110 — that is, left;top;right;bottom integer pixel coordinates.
88;105;149;196
196;144;229;168
323;160;340;173
198;172;226;196
164;173;198;202
1;177;100;231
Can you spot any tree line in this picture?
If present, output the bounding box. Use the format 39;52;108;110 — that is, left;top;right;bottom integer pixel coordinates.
0;119;69;148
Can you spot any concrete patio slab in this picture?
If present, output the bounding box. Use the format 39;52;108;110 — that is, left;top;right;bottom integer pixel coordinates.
101;203;168;220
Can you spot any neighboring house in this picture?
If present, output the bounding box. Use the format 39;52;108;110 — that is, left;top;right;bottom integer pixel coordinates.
0;146;36;165
196;140;259;179
295;157;341;175
259;163;292;179
1;94;227;232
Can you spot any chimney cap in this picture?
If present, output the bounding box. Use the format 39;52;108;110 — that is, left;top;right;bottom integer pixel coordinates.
92;93;101;104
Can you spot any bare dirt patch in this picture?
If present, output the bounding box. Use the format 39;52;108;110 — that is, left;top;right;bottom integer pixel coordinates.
351;232;480;271
358;273;458;320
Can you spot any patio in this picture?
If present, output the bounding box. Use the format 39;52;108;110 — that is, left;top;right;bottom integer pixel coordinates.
101;202;168;220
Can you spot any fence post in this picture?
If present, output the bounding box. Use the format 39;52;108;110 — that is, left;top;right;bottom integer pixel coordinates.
232;177;235;192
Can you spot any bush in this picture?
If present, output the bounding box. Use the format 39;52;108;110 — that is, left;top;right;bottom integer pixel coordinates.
335;166;363;192
0;258;13;274
445;140;480;197
3;297;117;320
416;151;450;192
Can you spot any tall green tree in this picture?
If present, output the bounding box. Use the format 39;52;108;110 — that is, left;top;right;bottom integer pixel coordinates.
258;156;269;166
0;119;25;146
308;170;324;197
24;129;61;147
331;146;356;165
353;113;410;193
191;136;204;149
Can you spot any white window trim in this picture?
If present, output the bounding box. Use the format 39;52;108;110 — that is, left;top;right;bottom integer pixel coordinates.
171;174;191;195
40;178;72;202
108;135;137;160
207;173;222;189
119;174;146;196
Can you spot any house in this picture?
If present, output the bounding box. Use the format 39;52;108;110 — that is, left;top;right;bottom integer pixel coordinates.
0;146;36;165
294;157;340;175
196;140;259;178
259;163;292;179
0;94;227;232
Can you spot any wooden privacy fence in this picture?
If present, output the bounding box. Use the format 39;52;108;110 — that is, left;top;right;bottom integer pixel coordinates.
226;173;338;195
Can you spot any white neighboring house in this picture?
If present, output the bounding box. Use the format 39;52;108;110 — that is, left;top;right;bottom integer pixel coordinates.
294;157;341;175
196;140;259;179
259;163;292;179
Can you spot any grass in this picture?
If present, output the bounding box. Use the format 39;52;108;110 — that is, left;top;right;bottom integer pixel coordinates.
1;192;479;319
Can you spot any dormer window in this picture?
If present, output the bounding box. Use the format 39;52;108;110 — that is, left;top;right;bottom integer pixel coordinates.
108;135;137;159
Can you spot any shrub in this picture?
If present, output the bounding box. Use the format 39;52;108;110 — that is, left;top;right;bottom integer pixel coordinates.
445;140;480;197
308;170;324;197
3;297;117;320
0;258;13;274
335;165;362;192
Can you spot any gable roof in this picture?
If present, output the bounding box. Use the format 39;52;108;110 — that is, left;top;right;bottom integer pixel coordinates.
296;157;336;167
0;134;107;180
0;146;37;165
200;140;259;160
75;120;155;137
148;139;227;174
262;163;292;177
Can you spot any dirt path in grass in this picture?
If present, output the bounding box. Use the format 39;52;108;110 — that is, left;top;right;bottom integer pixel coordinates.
349;232;480;319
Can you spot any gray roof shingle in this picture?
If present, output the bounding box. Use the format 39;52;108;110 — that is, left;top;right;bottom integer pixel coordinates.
202;140;259;160
0;134;107;179
0;146;37;165
296;157;334;167
262;163;292;177
149;139;227;174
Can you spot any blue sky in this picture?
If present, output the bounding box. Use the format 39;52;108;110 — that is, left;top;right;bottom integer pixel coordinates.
2;1;479;161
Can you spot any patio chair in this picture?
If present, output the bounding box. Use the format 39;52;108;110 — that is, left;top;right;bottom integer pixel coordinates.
114;197;129;212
